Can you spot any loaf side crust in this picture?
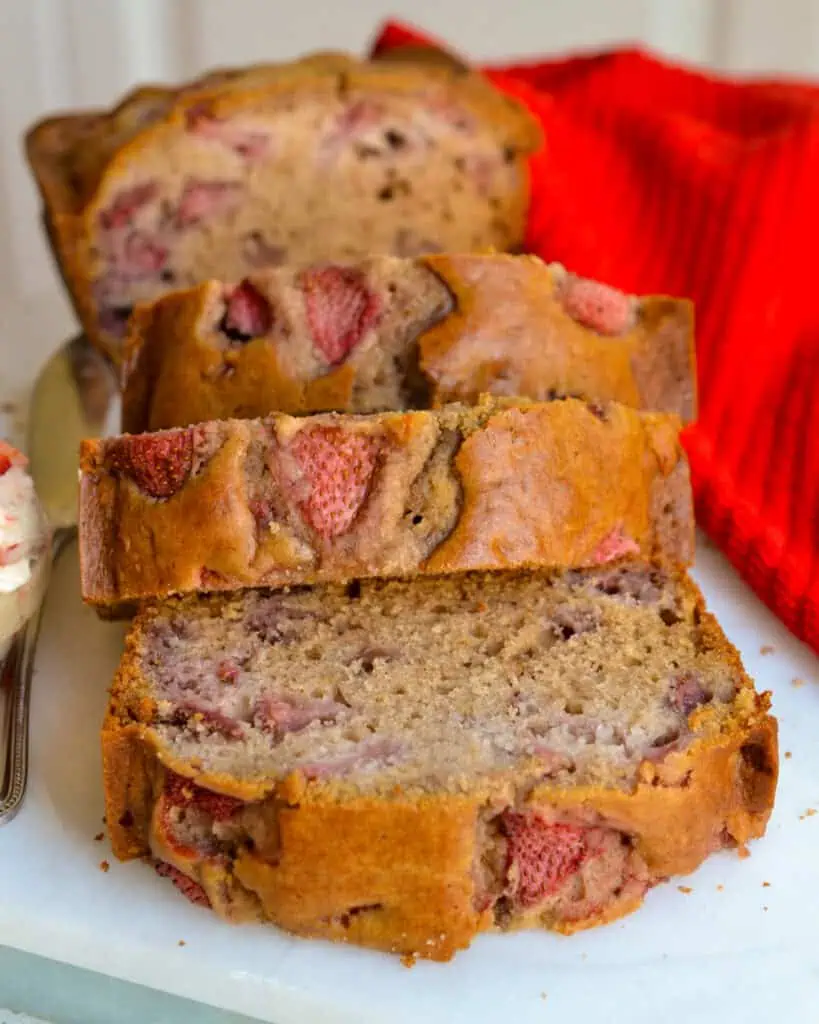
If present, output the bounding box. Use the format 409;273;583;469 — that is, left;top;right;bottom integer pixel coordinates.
102;582;776;961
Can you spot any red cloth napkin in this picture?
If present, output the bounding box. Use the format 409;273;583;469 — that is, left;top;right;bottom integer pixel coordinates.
371;20;819;655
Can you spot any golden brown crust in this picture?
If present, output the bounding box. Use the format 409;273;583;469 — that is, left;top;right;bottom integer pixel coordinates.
102;580;776;960
420;255;696;421
120;255;696;435
26;55;541;361
121;282;363;434
80;399;693;608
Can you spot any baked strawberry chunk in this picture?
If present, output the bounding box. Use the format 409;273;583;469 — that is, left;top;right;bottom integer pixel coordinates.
287;425;380;538
300;266;381;364
501;812;588;907
107;431;193;499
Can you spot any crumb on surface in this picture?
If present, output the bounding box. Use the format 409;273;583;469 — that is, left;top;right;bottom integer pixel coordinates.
785;751;792;759
541;993;548;1001
401;953;417;968
716;884;724;892
792;677;805;688
178;940;186;947
762;881;771;888
99;860;110;873
94;832;104;842
763;906;768;912
760;645;775;655
102;815;107;824
799;808;817;820
677;885;692;894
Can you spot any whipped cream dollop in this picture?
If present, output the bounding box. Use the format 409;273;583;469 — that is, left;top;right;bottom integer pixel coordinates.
0;442;45;593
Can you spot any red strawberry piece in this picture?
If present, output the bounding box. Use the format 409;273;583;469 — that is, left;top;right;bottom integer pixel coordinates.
669;672;710;717
0;440;27;477
501;812;588;908
107;430;193;499
154;861;211;907
174;178;242;228
222;280;274;340
164;772;243;821
253;694;342;737
186;106;271;160
300;265;381;364
98;182;158;231
591;525;640;565
217;660;239;684
288;425;380;538
558;275;636;336
122;230;168;275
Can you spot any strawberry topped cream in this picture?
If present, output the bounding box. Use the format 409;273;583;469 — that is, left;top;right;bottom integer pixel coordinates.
0;441;49;656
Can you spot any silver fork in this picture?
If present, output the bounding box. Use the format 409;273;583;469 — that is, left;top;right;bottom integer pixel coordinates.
0;335;119;824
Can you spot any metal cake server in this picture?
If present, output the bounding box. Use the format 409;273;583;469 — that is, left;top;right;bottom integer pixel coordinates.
0;334;119;824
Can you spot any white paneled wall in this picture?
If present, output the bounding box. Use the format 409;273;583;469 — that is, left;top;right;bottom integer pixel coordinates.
0;0;817;390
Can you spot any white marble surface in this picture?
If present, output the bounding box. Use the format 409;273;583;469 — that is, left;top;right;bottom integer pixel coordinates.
0;539;817;1023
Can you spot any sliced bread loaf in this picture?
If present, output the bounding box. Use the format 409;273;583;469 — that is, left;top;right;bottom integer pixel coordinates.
79;397;693;608
103;566;777;960
26;55;540;360
121;254;695;433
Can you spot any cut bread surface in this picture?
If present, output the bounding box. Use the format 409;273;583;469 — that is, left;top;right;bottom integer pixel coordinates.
115;568;746;791
103;566;776;959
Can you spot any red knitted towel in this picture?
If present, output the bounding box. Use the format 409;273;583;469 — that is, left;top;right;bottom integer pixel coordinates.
371;20;819;655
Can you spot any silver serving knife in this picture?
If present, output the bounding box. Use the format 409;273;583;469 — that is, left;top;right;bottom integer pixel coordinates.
0;334;119;824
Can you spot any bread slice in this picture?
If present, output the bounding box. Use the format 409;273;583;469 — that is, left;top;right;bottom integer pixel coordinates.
25;54;541;361
121;254;695;434
102;566;777;960
79;397;693;609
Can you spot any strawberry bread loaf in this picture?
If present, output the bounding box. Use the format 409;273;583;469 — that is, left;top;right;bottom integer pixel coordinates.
25;54;541;360
121;254;696;433
103;565;777;959
79;397;693;609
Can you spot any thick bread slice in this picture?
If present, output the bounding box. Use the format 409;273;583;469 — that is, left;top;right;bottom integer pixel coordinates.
103;566;777;960
25;54;541;360
79;397;693;608
121;254;695;433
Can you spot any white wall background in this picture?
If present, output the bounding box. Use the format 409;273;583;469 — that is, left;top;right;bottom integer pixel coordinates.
1;0;818;392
